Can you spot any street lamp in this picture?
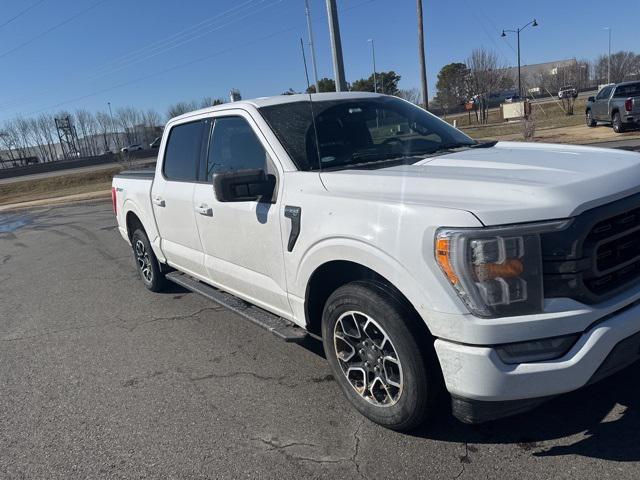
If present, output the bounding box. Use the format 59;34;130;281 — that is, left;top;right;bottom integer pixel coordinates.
604;27;611;84
367;38;378;93
501;18;538;99
107;101;116;150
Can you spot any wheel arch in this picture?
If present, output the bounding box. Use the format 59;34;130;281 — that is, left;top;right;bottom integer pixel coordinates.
122;199;165;263
298;240;432;337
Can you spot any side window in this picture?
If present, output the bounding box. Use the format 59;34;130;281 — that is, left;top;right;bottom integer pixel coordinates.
163;120;203;182
596;86;612;100
206;116;268;180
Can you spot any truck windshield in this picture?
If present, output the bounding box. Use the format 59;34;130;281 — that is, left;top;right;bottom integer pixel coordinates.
259;96;476;171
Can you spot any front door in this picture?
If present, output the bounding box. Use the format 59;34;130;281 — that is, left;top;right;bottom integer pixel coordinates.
192;112;292;318
151;119;206;277
592;85;613;120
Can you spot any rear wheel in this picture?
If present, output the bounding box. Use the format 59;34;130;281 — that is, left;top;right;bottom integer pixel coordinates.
321;280;441;431
131;228;167;292
613;112;625;133
586;109;596;127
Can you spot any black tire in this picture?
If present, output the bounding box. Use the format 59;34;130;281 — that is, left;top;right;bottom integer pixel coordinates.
612;112;625;133
586;109;596;127
321;280;441;431
131;228;167;292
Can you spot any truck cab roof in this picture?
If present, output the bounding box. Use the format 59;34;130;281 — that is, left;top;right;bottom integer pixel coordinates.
169;91;386;123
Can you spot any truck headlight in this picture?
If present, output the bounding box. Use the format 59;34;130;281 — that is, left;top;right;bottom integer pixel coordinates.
435;221;568;318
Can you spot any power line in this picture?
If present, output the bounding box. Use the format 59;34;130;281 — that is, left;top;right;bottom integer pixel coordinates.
0;0;276;111
90;0;266;76
0;0;47;30
5;0;379;119
90;0;284;79
0;0;107;60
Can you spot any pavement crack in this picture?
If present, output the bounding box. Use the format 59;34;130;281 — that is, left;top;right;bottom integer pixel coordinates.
189;371;291;386
128;307;223;332
351;418;368;480
453;442;471;479
254;437;318;452
0;321;113;342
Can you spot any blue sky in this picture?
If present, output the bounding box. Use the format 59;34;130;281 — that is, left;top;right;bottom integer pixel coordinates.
0;0;638;122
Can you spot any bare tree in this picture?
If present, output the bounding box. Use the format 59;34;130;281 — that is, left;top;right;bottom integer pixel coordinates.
96;111;114;152
594;51;640;84
166;101;198;120
466;48;508;124
36;114;58;162
396;88;422;105
116;107;142;146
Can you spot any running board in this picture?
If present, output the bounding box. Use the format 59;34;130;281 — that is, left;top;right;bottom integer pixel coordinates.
165;271;308;343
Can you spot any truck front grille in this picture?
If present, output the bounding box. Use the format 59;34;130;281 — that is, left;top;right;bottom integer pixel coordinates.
583;205;640;296
542;193;640;303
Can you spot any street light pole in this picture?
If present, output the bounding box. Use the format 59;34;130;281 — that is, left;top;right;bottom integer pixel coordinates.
605;27;611;84
368;39;377;93
107;102;116;150
502;19;538;99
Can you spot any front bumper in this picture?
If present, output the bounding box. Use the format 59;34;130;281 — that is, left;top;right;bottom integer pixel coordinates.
435;298;640;423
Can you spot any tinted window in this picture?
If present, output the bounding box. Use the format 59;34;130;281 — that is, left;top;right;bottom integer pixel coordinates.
206;116;267;180
259;96;475;171
596;86;613;100
163;120;203;181
614;83;640;98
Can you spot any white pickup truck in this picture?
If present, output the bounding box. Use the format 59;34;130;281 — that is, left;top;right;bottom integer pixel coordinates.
112;92;640;431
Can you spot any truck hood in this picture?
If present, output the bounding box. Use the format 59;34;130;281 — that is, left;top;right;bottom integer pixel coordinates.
319;141;640;225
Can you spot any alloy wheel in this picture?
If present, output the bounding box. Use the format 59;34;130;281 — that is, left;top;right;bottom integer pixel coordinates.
333;311;404;407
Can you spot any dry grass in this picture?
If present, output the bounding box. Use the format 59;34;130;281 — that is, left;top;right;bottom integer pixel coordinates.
0;167;122;206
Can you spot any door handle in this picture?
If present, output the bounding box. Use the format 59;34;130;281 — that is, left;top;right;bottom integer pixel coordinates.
152;196;165;207
195;204;213;216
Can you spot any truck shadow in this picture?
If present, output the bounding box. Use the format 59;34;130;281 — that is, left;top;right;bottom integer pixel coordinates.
416;362;640;461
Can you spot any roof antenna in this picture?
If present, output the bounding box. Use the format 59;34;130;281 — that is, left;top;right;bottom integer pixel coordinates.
300;37;322;171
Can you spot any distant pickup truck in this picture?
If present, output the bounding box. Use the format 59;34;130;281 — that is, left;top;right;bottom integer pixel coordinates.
558;85;578;100
586;81;640;132
112;92;640;430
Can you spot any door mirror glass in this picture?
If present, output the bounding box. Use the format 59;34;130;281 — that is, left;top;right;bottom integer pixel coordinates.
587;96;595;102
213;169;275;202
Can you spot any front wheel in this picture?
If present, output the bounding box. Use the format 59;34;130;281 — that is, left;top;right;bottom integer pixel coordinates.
586;110;596;127
321;281;441;431
131;228;167;292
613;112;625;133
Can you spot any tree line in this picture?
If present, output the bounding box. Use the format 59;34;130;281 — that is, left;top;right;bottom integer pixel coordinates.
434;48;640;120
0;96;225;167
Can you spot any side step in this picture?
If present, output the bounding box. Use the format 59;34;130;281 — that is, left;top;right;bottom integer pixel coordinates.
165;271;308;343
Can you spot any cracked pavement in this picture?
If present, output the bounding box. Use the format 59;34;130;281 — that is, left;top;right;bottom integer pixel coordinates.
1;201;640;479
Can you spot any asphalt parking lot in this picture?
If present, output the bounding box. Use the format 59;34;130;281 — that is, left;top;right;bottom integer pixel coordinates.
1;201;640;479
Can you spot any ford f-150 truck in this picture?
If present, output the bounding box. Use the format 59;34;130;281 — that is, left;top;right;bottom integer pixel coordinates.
112;92;640;431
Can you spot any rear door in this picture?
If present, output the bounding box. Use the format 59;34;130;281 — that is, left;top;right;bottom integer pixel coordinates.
151;119;207;277
192;111;292;318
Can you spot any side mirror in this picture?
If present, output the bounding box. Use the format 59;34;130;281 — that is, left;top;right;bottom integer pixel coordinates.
213;169;275;202
587;96;596;102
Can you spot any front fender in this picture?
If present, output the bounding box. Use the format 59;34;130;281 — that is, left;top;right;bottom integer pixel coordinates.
294;237;434;321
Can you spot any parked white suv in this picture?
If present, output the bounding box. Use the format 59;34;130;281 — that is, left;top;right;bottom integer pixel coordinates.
112;92;640;430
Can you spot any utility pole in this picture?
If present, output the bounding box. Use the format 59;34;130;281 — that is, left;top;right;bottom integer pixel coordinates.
326;0;347;91
416;0;428;109
368;39;377;93
305;0;320;93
